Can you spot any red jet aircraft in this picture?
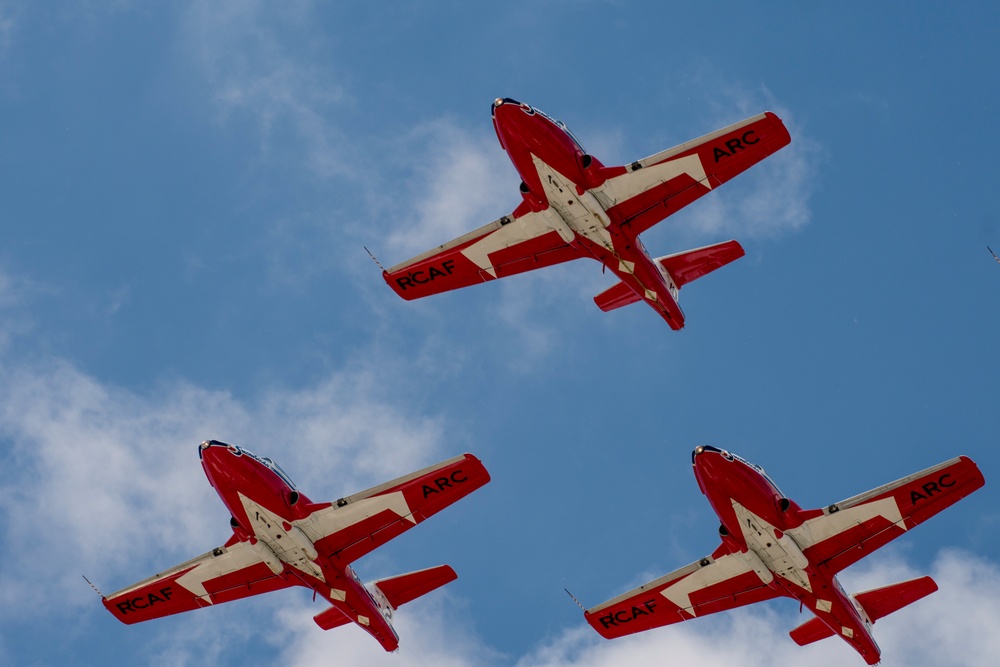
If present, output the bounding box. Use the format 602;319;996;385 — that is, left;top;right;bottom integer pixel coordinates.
585;446;984;664
382;98;791;329
102;441;490;652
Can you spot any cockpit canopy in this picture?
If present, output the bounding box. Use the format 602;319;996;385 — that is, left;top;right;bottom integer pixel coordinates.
492;97;586;153
532;107;586;152
203;440;298;491
694;444;784;496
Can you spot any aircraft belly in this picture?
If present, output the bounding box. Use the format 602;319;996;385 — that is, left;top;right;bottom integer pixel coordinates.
733;502;812;593
528;155;687;321
240;494;325;581
533;157;613;251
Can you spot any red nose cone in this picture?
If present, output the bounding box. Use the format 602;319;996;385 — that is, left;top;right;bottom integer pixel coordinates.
199;440;248;490
691;446;739;497
491;99;536;148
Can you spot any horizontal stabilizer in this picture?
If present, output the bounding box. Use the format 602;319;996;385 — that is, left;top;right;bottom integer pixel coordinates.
373;564;457;610
789;616;835;646
594;280;641;312
314;605;352;631
790;576;937;646
592;240;744;313
656;240;744;289
854;576;938;622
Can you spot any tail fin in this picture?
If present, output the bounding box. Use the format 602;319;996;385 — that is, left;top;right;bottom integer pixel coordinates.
789;576;937;646
593;240;744;312
371;564;457;609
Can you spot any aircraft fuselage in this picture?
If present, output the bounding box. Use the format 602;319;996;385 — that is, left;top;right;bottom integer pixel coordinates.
491;98;687;327
692;445;882;664
198;441;400;651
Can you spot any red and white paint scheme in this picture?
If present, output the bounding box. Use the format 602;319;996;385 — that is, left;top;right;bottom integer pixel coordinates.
382;98;791;329
102;441;490;652
585;446;985;664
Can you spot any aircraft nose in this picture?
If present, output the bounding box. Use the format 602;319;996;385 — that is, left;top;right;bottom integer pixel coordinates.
200;439;219;459
692;444;723;463
492;97;533;117
198;439;242;463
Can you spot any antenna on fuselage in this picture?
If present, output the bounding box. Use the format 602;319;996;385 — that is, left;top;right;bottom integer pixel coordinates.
364;246;386;271
564;588;586;611
82;575;104;598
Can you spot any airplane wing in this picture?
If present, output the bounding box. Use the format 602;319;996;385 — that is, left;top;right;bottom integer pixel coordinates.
787;456;985;576
382;209;587;300
298;453;490;565
585;551;783;639
103;539;299;624
592;112;791;238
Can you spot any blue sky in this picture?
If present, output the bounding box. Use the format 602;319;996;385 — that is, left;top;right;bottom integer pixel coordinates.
1;2;998;665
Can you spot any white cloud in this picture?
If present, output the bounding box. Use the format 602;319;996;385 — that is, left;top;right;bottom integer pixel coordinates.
178;0;354;179
0;355;447;616
265;549;1000;667
838;550;1000;667
216;547;1000;667
274;592;502;667
383;119;515;261
661;80;821;243
681;117;818;241
0;267;43;355
0;265;40;309
0;2;16;63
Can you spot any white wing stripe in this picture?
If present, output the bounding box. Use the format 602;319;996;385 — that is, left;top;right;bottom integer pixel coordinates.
660;554;754;616
790;497;904;550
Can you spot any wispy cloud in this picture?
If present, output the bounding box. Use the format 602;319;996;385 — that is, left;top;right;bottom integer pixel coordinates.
0;266;44;355
657;77;821;244
0;1;17;63
681;114;818;241
178;0;354;180
270;549;1000;667
383;119;515;261
0;353;447;616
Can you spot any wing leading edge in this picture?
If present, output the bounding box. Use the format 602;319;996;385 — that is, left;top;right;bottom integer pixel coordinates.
594;112;791;237
787;455;985;575
103;540;297;624
585;551;781;639
383;210;586;301
303;452;491;566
